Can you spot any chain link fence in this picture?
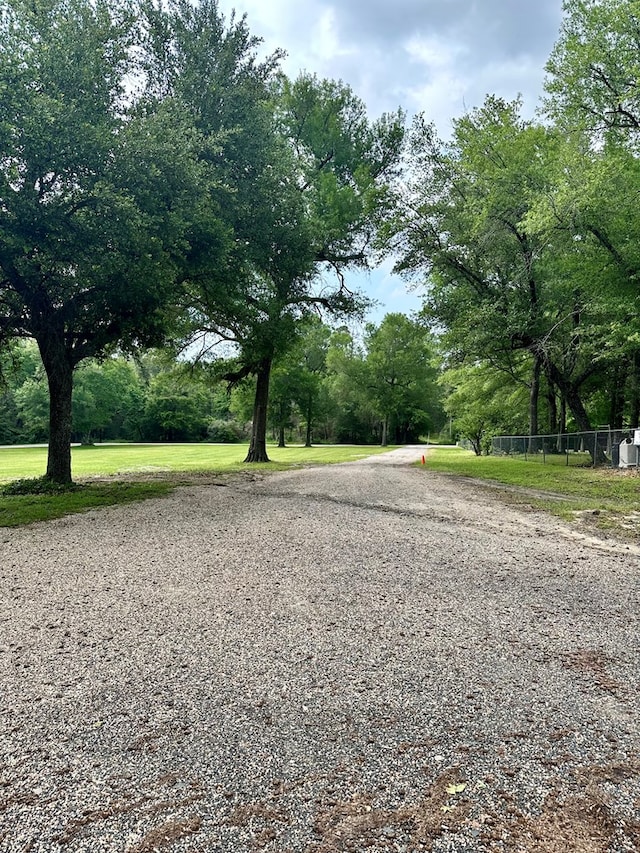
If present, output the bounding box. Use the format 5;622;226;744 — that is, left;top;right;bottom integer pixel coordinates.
489;428;639;467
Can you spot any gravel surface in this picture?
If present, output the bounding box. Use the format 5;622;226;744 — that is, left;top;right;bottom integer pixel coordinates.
1;446;639;852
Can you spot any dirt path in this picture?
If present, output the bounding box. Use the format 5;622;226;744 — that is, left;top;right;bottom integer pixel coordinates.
0;448;639;852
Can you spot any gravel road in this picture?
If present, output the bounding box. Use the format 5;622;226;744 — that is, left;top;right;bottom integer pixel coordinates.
1;446;639;852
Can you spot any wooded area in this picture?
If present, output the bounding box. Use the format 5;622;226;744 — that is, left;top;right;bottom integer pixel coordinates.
1;0;638;479
391;0;640;458
0;316;442;448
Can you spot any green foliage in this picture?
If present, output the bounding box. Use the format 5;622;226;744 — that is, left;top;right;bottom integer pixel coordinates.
277;74;405;266
545;0;640;146
0;0;204;351
14;376;49;442
392;86;640;441
364;313;443;444
141;371;211;441
73;359;142;442
0;0;218;481
441;363;529;455
325;328;380;443
207;419;245;443
267;317;333;445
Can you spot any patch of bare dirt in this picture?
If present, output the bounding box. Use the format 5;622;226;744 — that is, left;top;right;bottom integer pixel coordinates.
485;789;616;852
308;768;470;852
125;815;202;852
562;649;624;696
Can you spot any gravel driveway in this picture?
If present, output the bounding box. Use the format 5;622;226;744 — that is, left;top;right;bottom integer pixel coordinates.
1;446;639;852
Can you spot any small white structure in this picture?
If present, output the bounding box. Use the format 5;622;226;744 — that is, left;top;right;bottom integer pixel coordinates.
619;436;638;468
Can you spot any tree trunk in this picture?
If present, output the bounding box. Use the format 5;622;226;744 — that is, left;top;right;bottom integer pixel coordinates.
245;358;272;463
545;359;605;463
40;339;74;484
381;416;388;447
559;396;567;435
631;351;640;427
277;424;286;448
544;360;586;428
547;384;558;435
305;395;313;447
609;364;624;429
528;355;541;452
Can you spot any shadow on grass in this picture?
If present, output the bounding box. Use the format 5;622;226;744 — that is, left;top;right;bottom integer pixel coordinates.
0;480;175;527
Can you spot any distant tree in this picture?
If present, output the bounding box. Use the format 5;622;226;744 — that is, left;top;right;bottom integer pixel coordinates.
441;363;530;455
72;359;142;443
142;371;211;442
268;318;332;447
14;376;49;443
268;366;302;448
0;341;41;443
364;314;442;445
325;329;379;444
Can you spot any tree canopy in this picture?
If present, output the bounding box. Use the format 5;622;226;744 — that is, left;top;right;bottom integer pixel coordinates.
0;0;214;480
2;0;639;472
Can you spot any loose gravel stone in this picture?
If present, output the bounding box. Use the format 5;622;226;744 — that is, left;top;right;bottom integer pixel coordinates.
0;447;638;852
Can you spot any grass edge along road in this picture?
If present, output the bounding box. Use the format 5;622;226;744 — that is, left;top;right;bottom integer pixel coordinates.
0;443;395;527
424;446;640;540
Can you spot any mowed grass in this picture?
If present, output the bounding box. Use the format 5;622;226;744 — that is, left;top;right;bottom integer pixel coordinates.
0;481;176;528
0;443;394;527
0;442;393;481
423;446;640;528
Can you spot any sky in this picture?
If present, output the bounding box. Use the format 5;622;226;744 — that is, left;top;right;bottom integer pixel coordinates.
217;0;566;324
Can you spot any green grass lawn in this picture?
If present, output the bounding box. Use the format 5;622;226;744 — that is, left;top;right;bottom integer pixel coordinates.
0;442;394;481
423;446;640;530
0;443;394;527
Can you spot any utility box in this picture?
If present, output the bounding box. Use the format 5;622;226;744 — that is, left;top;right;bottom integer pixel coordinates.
634;428;640;446
619;437;638;468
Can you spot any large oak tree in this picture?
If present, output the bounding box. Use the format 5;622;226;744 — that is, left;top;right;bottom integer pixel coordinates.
0;0;210;482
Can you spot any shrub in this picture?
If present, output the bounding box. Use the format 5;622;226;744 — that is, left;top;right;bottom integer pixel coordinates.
207;419;246;443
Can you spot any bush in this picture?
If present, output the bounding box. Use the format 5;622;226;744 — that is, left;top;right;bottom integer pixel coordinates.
207;419;246;443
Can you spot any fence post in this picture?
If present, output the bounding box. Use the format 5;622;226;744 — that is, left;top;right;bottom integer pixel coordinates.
593;430;598;468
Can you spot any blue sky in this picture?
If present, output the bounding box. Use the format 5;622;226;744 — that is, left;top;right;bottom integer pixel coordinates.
217;0;566;323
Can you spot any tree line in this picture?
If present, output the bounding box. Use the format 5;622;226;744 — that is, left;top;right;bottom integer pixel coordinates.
1;0;637;477
0;316;443;448
391;0;640;457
